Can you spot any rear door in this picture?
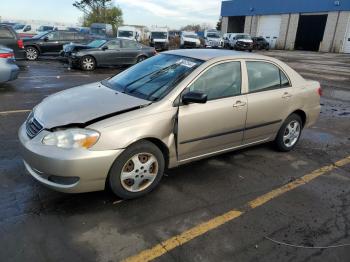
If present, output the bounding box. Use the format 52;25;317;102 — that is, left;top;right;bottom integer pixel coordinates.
120;40;141;64
39;31;60;53
99;40;123;65
243;60;294;144
59;31;75;48
177;61;247;161
0;26;17;51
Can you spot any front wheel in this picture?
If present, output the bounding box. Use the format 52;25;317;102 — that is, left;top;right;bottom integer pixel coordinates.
108;141;165;199
80;56;96;71
275;114;303;152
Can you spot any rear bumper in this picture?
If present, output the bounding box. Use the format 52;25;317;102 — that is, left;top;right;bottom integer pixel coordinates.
15;49;26;60
305;105;321;128
0;62;19;83
18;123;123;193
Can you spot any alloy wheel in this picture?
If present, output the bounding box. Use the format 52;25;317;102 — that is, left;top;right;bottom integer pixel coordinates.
26;47;38;60
120;153;159;193
283;120;301;148
82;57;95;70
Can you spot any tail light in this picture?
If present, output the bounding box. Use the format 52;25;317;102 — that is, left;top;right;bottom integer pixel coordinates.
317;87;323;96
0;53;14;59
17;39;24;49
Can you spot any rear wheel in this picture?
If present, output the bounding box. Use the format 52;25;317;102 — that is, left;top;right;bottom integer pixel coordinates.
275;114;303;152
108;141;165;199
26;46;39;61
80;56;96;71
137;55;147;63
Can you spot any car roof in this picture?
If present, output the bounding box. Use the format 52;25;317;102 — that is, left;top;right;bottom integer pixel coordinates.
164;49;269;61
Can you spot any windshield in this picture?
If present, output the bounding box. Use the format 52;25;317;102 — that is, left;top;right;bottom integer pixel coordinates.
184;34;198;39
38;26;53;32
207;33;220;38
237;34;252;40
151;32;167;39
33;32;49;39
13;24;25;30
88;39;107;48
103;54;203;101
118;31;133;38
91;28;106;35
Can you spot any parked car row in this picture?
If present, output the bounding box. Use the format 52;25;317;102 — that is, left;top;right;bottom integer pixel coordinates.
62;39;156;71
18;49;321;198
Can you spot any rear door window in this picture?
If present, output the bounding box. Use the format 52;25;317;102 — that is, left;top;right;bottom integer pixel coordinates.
106;40;121;50
121;40;139;49
59;32;75;40
246;61;290;93
0;27;14;39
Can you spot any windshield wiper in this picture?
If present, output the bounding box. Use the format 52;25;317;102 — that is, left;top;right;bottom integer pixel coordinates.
124;63;181;94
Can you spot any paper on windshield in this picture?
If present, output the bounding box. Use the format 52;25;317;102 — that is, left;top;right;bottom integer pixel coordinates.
177;59;197;68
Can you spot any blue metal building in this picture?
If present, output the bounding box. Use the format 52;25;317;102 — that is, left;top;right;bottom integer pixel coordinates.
220;0;350;52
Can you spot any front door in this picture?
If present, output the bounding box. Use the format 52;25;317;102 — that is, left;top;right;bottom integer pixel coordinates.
100;40;123;65
177;61;247;161
39;31;60;53
120;39;141;64
243;60;294;144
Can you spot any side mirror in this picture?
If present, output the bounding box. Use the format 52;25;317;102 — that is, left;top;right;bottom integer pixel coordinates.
182;91;207;104
102;45;108;50
43;36;49;41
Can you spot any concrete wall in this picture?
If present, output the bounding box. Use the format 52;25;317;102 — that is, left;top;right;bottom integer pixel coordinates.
276;14;291;49
244;16;258;35
284;14;299;50
221;16;228;33
333;11;350;52
320;12;339;52
244;16;253;34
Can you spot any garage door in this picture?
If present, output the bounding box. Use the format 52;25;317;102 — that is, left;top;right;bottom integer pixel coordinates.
343;17;350;53
257;15;282;49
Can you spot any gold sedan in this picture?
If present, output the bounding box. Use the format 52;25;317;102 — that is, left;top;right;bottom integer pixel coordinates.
19;49;321;199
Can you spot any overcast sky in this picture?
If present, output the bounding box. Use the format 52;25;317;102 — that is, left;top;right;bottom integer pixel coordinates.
1;0;222;28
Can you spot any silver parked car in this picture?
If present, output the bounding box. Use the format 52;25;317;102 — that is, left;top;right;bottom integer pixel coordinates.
0;46;19;83
19;49;321;199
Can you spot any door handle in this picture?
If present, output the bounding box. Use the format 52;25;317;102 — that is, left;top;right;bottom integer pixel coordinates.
233;100;246;108
282;92;292;99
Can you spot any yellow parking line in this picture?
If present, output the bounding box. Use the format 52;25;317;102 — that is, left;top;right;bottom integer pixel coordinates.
0;109;31;115
123;156;350;262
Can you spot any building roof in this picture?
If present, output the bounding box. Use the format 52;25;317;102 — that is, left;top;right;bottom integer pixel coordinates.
221;0;350;17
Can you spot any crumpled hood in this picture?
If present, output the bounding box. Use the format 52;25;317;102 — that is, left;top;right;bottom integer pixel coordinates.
153;39;168;43
63;43;93;53
34;82;150;129
182;37;200;43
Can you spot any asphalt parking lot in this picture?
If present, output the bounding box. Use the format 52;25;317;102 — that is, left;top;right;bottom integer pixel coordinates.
0;50;350;262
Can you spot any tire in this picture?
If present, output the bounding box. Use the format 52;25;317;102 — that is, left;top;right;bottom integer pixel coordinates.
249;49;253;52
108;140;165;199
26;46;39;61
137;55;147;63
275;114;303;152
80;56;96;71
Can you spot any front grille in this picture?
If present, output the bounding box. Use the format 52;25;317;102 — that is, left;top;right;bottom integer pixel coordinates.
184;41;196;47
26;117;43;139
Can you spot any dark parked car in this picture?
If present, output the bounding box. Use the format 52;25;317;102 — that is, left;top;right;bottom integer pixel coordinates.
65;39;156;71
0;47;19;83
0;25;26;60
253;37;270;50
23;30;92;60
